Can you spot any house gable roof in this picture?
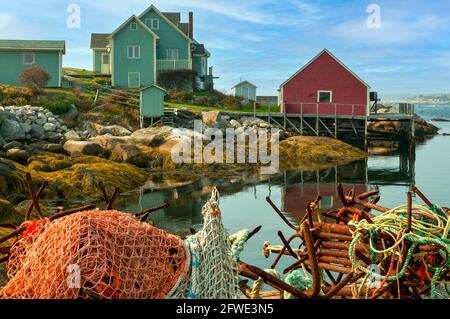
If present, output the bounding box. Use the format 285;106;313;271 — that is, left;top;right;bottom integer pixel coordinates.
90;33;110;49
232;80;257;89
0;40;65;53
162;12;181;25
192;43;210;57
280;49;370;89
138;5;192;43
108;15;159;40
140;84;167;93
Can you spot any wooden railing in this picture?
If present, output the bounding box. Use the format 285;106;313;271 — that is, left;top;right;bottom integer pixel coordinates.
157;59;190;71
282;102;368;117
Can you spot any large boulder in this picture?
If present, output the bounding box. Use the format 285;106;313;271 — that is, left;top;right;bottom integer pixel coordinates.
0;119;25;141
131;128;170;147
93;124;132;136
89;134;133;151
3;141;23;151
6;148;31;164
43;123;57;132
64;130;81;141
43;143;66;154
201;111;228;129
0;158;15;176
29;124;45;139
111;144;149;167
63;140;103;156
64;104;79;121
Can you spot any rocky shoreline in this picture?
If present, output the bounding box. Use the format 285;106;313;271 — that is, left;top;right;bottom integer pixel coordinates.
0;105;370;212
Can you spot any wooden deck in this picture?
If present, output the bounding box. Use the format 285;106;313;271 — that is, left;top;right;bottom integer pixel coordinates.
240;104;416;145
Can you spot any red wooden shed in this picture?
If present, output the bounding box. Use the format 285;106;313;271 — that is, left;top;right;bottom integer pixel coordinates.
280;49;370;118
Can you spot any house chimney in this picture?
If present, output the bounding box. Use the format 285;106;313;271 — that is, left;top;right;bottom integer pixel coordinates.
188;12;194;39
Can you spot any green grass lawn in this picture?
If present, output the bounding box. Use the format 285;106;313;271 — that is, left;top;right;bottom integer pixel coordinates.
63;67;95;75
165;101;280;114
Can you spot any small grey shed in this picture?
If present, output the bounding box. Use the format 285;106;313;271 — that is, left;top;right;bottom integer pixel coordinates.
231;80;257;101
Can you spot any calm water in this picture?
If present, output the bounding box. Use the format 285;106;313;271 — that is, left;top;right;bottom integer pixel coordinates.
118;105;450;270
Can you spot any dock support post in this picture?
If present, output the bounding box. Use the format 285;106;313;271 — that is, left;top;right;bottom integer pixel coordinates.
300;116;303;136
316;103;320;136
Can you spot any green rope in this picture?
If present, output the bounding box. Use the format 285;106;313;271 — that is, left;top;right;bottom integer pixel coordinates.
348;203;450;299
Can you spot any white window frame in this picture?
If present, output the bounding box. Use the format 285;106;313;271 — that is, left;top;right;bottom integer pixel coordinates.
101;53;110;65
128;72;141;88
130;22;138;30
166;48;179;60
145;18;159;30
127;45;140;59
317;90;333;103
201;57;207;76
23;53;35;65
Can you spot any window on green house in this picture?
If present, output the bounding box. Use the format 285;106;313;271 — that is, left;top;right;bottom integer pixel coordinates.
145;18;159;30
166;49;179;60
102;54;110;65
130;22;138;30
318;91;332;103
128;46;140;59
23;53;35;65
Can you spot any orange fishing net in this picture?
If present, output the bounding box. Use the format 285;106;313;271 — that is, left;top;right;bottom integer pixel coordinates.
0;210;189;299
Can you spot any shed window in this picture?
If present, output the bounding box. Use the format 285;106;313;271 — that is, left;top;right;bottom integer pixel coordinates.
23;53;35;65
130;22;138;30
166;49;179;60
145;18;159;30
318;91;332;103
128;45;140;59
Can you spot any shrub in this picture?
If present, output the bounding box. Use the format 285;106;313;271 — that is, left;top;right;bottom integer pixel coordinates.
168;90;193;103
94;78;110;86
221;96;243;109
157;69;196;92
72;86;81;98
193;96;209;106
0;86;32;105
73;95;94;112
36;96;72;115
19;66;51;93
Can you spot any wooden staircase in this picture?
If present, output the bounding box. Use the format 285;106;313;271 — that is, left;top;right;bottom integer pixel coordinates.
161;109;175;126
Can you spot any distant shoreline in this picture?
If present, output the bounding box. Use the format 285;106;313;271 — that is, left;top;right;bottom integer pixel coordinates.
381;100;450;106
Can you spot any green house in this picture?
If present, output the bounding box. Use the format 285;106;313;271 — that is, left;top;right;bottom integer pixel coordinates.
140;84;167;117
90;4;215;90
0;40;65;87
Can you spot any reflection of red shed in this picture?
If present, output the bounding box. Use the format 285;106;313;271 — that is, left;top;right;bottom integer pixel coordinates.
282;183;368;222
280;49;370;117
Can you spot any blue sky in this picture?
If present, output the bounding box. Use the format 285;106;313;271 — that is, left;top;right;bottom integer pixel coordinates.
1;0;449;97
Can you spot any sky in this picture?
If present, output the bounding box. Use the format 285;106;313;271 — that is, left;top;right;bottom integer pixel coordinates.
0;0;449;97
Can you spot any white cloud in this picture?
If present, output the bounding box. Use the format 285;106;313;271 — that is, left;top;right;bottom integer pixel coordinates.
240;34;264;42
331;14;447;45
0;12;44;38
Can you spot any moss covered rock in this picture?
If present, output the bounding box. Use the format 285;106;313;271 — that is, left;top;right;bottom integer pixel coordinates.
279;136;367;170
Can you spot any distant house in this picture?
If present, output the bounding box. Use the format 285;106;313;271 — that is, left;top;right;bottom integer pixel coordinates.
0;40;65;87
279;49;370;117
231;81;257;101
90;5;214;90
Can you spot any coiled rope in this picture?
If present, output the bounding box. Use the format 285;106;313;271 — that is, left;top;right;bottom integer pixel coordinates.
349;204;450;299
